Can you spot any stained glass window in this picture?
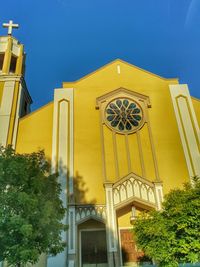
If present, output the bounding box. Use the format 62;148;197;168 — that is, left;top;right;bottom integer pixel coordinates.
105;98;143;133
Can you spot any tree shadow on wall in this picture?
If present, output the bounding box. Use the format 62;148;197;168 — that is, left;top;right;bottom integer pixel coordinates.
55;159;96;205
71;171;97;205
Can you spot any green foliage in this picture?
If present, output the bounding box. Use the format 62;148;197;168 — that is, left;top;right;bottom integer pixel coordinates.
0;146;66;266
133;177;200;267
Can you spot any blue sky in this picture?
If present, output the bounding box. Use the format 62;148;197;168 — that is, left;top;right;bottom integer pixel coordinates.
1;0;200;110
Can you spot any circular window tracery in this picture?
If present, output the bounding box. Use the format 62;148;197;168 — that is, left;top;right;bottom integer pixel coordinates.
105;98;143;133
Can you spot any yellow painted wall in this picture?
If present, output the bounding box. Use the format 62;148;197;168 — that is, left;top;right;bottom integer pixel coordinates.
117;206;132;228
128;133;142;176
16;102;53;159
117;206;144;228
116;133;129;178
66;60;189;204
103;125;116;181
139;124;156;180
148;85;189;194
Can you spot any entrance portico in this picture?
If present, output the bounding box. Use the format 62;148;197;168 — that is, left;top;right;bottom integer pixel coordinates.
104;172;163;267
72;172;163;267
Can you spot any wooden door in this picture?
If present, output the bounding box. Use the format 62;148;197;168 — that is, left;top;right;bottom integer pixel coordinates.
120;229;144;265
81;230;108;266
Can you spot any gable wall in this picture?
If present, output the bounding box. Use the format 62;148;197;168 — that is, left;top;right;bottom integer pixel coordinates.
71;62;189;204
13;61;196;205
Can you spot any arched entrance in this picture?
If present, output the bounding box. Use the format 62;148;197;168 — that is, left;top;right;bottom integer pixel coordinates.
78;219;108;267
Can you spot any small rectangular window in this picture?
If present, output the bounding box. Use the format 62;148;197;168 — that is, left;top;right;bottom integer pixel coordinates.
20;101;28;117
0;53;4;70
9;55;17;73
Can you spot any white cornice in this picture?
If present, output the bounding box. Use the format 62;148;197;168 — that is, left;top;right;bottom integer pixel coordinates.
0;75;21;82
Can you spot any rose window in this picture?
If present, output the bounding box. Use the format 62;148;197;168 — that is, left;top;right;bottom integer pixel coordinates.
105;98;143;133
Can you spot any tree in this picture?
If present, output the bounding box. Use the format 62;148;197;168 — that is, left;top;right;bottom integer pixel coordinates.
133;177;200;267
0;146;66;267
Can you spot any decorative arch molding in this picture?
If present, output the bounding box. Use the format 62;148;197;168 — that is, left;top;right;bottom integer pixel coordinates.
75;205;107;224
112;172;158;210
96;87;151;109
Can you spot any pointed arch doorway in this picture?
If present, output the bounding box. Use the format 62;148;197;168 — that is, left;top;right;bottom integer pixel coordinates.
78;219;108;267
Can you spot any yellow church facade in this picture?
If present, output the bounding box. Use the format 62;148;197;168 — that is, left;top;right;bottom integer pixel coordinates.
0;25;200;267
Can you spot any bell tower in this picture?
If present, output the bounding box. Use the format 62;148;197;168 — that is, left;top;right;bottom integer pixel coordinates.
0;20;32;147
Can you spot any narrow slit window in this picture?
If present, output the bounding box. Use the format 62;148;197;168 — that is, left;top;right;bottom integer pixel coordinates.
20;100;29;118
0;53;4;70
9;55;17;73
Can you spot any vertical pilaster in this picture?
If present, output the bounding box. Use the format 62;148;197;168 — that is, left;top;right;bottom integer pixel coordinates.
104;182;120;267
48;88;74;267
16;44;24;75
2;37;12;74
0;77;25;148
68;206;76;267
0;82;4;106
169;84;200;179
6;81;20;145
0;78;16;146
12;83;23;148
146;109;160;182
154;182;163;210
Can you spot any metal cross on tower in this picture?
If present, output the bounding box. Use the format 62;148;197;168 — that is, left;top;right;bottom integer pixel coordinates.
2;20;19;35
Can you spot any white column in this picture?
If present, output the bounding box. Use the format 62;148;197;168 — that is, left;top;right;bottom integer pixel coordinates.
169;84;200;179
48;88;74;267
0;79;15;146
154;182;163;210
12;83;23;148
68;206;76;267
104;182;120;267
0;76;24;148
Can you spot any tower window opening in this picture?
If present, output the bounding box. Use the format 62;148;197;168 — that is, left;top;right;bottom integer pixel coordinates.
23;101;28;114
9;55;17;73
0;53;4;70
20;100;29;117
